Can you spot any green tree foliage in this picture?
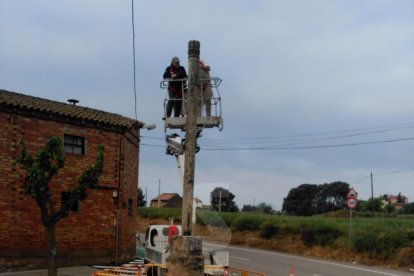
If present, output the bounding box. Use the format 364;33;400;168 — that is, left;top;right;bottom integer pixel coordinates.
210;187;239;212
385;203;396;214
315;181;349;213
366;197;383;212
283;182;350;216
137;187;146;207
404;202;414;214
241;204;258;213
257;202;275;214
241;202;274;214
282;184;319;216
17;137;104;276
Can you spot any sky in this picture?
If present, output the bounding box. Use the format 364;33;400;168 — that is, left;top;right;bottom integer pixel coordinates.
1;1;414;211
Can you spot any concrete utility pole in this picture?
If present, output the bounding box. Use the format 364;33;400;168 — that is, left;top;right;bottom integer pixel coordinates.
166;40;204;276
219;189;222;212
182;40;200;236
158;179;161;208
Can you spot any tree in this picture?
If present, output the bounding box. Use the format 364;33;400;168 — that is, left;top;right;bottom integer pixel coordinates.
241;204;258;213
315;181;349;213
366;197;383;212
397;192;404;203
282;184;319;216
385;203;395;214
404;202;414;214
17;137;104;276
256;202;275;214
241;202;274;214
210;187;239;212
283;181;350;216
137;187;146;207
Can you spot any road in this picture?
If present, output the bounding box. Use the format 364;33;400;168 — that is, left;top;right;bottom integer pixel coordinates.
204;242;414;276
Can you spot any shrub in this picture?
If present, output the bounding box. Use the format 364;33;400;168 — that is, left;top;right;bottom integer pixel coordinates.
301;225;342;246
352;228;410;258
260;222;279;239
234;215;264;232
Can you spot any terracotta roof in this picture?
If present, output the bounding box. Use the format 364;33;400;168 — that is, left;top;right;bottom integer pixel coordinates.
0;89;143;130
152;193;181;202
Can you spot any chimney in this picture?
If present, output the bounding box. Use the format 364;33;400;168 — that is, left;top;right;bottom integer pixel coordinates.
67;99;79;105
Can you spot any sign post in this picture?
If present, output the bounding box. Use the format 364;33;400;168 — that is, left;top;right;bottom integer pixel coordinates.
346;188;358;249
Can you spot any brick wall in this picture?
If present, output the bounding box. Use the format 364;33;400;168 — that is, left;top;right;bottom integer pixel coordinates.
0;112;139;271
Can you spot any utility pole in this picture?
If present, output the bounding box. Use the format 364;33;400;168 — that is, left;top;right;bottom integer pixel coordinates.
370;172;374;202
158;179;161;208
371;172;375;216
166;40;204;276
218;189;222;213
182;40;200;236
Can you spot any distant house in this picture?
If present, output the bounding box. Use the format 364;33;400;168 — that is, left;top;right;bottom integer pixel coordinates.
382;194;409;211
150;193;182;208
194;198;203;208
386;194;408;204
0;89;144;271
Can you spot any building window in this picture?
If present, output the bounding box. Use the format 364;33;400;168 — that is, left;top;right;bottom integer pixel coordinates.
61;192;79;212
128;198;134;216
64;134;85;155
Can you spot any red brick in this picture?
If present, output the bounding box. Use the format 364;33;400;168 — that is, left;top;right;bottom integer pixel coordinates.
0;111;140;271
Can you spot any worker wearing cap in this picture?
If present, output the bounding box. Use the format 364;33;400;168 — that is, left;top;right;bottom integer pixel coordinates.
163;57;188;118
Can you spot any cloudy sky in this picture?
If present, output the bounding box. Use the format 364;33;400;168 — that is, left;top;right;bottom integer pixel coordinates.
1;1;414;210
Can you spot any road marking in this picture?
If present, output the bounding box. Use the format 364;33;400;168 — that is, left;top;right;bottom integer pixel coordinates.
205;242;403;276
230;256;250;261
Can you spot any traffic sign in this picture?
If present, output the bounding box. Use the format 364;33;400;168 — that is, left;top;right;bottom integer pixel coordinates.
346;198;358;209
347;188;358;199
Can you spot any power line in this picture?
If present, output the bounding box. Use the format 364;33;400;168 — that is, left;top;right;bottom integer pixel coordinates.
202;136;414;151
201;121;414;143
374;168;414;177
141;136;414;151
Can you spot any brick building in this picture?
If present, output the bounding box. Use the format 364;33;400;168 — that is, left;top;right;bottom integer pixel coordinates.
150;193;182;209
0;89;144;271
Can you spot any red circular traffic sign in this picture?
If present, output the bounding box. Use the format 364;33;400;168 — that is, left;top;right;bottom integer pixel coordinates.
346;198;358;209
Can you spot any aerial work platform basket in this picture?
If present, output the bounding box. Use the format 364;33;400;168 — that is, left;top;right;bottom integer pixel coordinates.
160;77;223;131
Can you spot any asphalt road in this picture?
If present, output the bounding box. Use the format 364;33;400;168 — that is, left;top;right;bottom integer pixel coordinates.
204;242;414;276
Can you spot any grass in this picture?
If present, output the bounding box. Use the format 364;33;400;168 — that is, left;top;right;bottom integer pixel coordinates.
137;208;414;267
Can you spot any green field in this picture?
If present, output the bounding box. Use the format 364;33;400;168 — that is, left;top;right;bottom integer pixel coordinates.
138;207;414;261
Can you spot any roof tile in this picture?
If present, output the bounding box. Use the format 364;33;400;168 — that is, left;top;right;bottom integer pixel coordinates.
0;89;143;130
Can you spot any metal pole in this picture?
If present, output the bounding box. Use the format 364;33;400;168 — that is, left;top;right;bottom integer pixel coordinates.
348;208;352;249
182;40;200;236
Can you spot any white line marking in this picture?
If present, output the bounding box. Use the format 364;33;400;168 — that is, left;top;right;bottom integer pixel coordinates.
230;256;250;261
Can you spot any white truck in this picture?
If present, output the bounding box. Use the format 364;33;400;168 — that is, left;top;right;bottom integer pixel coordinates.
144;224;229;276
